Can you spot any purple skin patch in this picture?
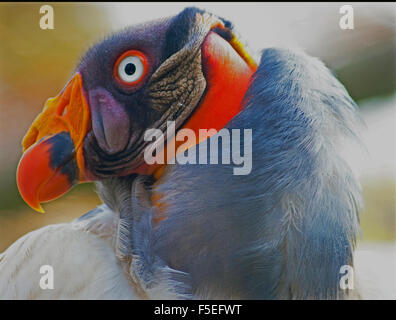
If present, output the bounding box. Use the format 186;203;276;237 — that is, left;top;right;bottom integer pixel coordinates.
88;87;130;155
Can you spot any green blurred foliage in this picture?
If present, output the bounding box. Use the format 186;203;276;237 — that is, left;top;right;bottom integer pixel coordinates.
335;44;396;103
0;3;111;100
360;179;396;242
0;3;112;211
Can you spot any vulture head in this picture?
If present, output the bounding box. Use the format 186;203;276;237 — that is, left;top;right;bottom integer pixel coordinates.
17;8;257;212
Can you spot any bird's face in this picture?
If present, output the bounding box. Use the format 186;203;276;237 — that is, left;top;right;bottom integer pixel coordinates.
16;8;257;212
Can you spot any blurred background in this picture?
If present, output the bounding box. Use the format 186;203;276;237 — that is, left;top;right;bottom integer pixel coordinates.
0;2;395;297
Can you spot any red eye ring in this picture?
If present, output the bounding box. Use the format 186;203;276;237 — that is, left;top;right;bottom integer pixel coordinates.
113;50;149;87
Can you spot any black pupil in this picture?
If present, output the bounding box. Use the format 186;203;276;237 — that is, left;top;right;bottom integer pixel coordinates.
125;63;136;76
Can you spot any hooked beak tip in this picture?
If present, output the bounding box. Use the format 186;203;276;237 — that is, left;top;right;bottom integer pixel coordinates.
31;203;45;214
17;132;77;213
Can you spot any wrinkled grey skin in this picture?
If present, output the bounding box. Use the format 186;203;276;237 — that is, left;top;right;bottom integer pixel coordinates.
89;47;364;299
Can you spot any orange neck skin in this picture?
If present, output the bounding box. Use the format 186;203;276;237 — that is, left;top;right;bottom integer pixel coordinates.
135;32;257;177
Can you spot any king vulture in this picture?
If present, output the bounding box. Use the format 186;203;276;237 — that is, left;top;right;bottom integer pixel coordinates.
0;7;364;299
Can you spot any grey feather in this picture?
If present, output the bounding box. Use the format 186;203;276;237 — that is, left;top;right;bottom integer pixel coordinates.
96;176;192;299
148;48;364;299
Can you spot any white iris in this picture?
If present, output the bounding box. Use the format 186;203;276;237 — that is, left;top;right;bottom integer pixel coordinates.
117;55;144;83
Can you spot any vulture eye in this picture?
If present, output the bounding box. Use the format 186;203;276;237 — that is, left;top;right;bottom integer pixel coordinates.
114;50;148;86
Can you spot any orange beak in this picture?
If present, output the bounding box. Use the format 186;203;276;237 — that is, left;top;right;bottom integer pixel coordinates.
16;73;91;212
